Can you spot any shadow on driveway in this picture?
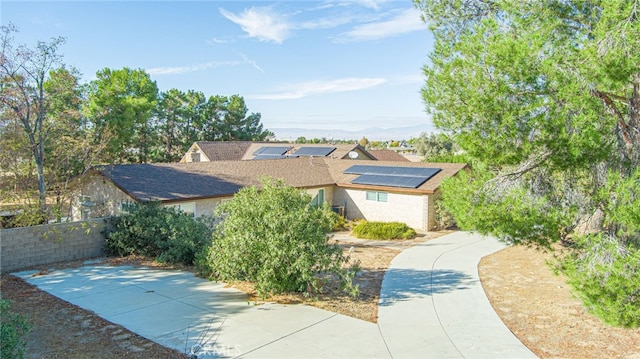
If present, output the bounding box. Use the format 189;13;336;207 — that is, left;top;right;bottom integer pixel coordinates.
378;268;475;306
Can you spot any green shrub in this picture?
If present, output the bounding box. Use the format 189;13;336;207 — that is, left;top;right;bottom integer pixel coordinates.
322;204;346;231
557;234;640;327
351;221;417;240
104;202;213;265
1;299;31;359
197;178;359;298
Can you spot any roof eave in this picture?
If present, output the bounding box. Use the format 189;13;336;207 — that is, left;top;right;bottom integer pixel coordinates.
335;182;435;195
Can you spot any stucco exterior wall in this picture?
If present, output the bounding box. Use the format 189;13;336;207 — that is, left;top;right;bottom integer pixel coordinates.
73;174;136;221
333;187;431;231
164;196;232;218
306;186;333;205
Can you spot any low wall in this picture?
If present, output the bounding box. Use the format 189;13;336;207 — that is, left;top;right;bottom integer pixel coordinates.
0;219;107;273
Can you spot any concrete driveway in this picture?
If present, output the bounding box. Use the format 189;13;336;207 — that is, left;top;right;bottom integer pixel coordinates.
13;232;537;358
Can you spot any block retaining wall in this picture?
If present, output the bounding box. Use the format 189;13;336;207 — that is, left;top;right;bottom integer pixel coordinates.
0;219;107;273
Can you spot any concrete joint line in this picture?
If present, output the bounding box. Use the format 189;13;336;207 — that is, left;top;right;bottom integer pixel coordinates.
375;321;394;359
234;313;340;358
429;237;484;358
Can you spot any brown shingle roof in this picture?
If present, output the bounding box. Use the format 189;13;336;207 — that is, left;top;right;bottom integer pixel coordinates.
95;158;335;202
194;141;256;161
183;141;378;161
326;160;467;194
95;158;467;202
368;149;411;162
240;143;375;160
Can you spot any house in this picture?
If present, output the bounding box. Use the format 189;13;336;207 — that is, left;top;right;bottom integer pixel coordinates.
367;149;411;162
74;157;466;231
180;141;377;162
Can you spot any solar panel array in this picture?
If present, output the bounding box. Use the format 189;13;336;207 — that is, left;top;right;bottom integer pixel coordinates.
253;146;290;156
294;147;336;157
344;165;441;189
253;155;287;160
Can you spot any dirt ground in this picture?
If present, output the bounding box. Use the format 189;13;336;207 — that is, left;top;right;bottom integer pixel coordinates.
479;244;640;358
1;274;188;359
2;231;640;358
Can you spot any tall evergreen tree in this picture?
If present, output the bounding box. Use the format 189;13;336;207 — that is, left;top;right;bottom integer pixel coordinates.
416;0;640;326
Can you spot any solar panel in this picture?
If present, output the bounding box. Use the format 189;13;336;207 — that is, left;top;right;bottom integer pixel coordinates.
344;165;442;188
344;165;441;178
351;174;430;188
253;146;290;156
252;155;287;160
294;147;336;157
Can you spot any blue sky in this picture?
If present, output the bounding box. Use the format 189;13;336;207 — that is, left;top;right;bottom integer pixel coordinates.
2;0;435;136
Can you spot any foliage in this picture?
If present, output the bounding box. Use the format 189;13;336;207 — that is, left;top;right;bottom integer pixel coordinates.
0;24;273;222
323;205;346;231
104;202;213;265
197;178;359;298
1;204;48;228
85;67;159;164
351;221;417;240
416;0;639;244
433;196;456;230
557;234;640;327
0;23;67;208
0;299;31;359
416;0;640;325
413;132;456;161
439;167;575;248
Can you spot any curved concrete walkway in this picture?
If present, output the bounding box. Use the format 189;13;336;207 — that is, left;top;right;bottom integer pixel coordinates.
377;231;537;358
13;232;537;358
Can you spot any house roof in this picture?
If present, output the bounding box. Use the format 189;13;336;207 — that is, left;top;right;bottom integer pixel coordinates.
239;143;376;160
327;161;467;194
93;158;467;202
181;141;377;161
191;141;255;161
94;158;336;202
368;149;411;162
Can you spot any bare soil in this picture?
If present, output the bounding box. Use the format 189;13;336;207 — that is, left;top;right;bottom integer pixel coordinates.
3;231;640;358
1;274;188;359
479;244;640;358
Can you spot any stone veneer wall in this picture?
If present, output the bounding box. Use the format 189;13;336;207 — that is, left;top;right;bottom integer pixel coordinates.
0;219;106;273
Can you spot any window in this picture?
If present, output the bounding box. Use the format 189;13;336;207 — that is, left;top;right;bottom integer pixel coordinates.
120;201;136;214
366;191;388;202
311;189;325;207
166;202;196;216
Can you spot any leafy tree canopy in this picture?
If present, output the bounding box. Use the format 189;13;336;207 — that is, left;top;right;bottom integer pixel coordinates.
416;0;640;326
416;0;639;244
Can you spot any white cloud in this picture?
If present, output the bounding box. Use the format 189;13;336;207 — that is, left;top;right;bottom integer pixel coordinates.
336;7;426;42
219;7;291;44
328;0;390;10
249;77;387;100
147;54;263;75
240;54;264;73
208;37;232;44
297;15;355;31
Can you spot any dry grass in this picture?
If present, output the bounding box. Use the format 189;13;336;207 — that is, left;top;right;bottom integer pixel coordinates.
479;245;640;358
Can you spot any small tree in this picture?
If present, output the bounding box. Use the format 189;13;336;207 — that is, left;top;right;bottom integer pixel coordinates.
198;177;358;297
0;23;66;209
